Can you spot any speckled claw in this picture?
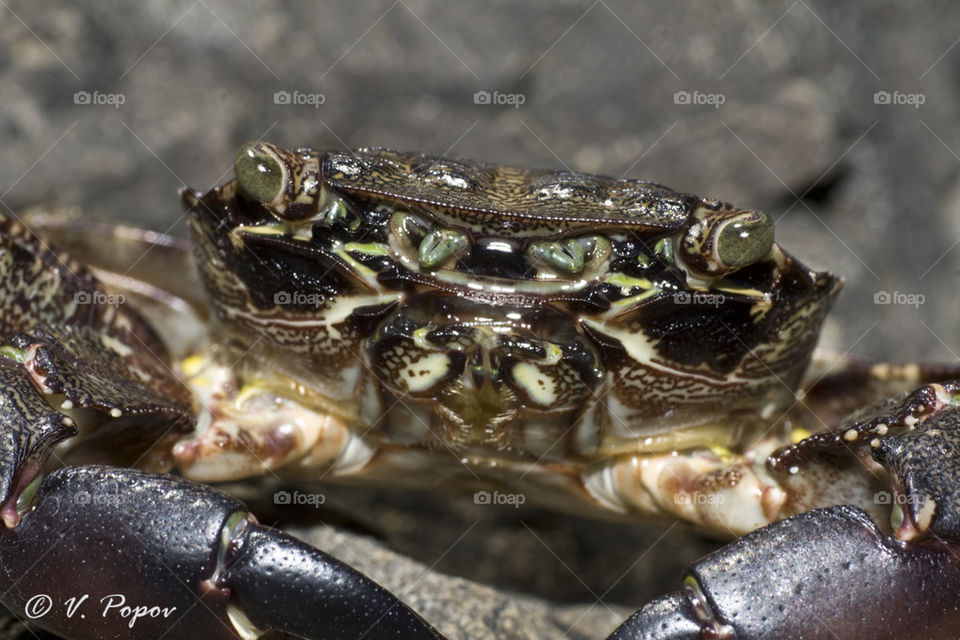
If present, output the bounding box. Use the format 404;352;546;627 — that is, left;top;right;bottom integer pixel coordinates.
607;505;960;640
0;325;194;527
0;354;74;526
220;522;444;639
0;212;194;515
605;593;702;640
772;379;960;542
0;466;444;640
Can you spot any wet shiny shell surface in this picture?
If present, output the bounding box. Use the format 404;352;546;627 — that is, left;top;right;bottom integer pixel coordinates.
183;144;839;487
321;148;696;236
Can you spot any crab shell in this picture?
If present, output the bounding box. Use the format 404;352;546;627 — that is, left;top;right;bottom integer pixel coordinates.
167;142;839;525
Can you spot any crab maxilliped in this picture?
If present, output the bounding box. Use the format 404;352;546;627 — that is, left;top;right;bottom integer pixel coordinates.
2;142;960;639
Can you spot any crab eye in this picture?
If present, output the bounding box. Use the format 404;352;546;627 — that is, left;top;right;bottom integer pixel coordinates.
714;211;774;269
679;207;775;278
235;141;287;205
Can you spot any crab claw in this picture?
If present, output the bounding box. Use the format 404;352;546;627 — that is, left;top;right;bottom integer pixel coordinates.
607;505;960;640
873;401;960;541
0;465;444;639
606;594;703;640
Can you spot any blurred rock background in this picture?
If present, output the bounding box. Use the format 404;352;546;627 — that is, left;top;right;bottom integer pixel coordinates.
3;1;960;638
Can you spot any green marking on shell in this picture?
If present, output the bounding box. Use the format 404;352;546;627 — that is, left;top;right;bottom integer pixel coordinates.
0;346;26;363
418;229;469;268
654;237;674;264
235;141;285;205
320;198;358;230
530;238;586;274
716;211;774;268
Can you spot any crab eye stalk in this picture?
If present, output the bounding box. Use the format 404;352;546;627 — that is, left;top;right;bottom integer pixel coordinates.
679;207;775;279
235;141;287;205
715;211;774;269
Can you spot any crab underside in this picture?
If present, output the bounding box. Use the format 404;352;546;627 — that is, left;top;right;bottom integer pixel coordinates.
1;143;960;639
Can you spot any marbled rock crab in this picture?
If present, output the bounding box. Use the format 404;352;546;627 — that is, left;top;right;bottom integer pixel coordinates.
2;142;960;639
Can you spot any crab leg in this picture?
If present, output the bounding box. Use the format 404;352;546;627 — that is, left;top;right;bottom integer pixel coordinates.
0;212;444;639
0;465;443;640
0;332;443;639
583;438;795;538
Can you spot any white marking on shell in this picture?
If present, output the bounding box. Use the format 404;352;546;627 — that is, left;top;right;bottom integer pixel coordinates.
399;353;450;393
581;318;747;385
101;333;133;357
915;495;937;533
512;362;556;406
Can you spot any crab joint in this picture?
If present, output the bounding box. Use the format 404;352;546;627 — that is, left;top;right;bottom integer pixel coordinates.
201;509;253;597
199;510;268;640
683;575;735;639
0;458;45;528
